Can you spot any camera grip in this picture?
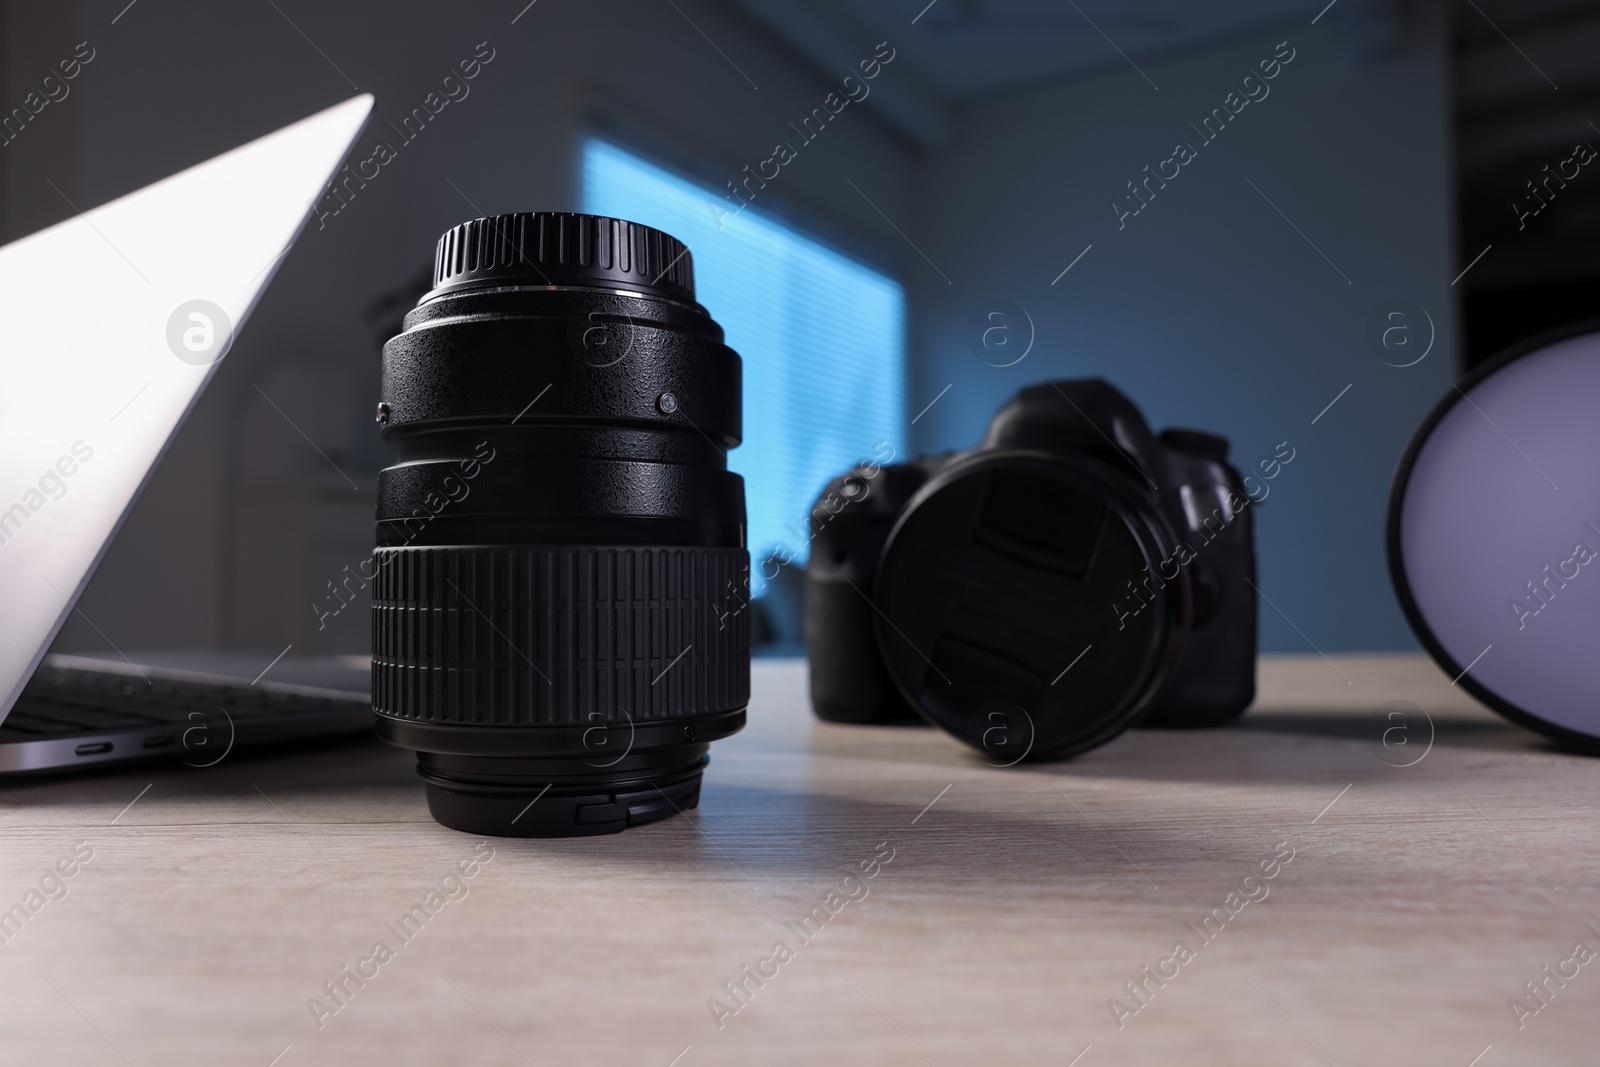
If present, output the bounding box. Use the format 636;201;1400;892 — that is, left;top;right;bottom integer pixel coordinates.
805;575;922;725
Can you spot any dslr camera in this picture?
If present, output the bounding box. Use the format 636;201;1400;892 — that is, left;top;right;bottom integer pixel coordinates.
806;380;1256;761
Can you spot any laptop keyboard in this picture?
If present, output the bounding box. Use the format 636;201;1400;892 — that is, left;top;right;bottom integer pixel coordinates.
3;666;366;737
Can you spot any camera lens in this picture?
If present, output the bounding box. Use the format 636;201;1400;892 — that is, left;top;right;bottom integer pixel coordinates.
372;213;749;837
874;455;1186;759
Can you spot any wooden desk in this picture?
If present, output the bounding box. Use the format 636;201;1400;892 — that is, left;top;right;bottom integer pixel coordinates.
0;655;1593;1066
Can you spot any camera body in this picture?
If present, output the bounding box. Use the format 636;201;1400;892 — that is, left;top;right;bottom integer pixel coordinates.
806;380;1256;759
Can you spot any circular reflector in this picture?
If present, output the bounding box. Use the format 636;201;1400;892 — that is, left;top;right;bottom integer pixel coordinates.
1389;322;1600;749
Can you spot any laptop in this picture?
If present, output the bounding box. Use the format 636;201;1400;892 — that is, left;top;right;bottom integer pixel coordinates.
0;95;376;773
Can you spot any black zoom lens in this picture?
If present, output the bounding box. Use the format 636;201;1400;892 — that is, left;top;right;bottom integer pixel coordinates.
372;212;749;838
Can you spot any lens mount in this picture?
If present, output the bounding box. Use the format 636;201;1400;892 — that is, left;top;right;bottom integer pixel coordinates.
391;709;746;836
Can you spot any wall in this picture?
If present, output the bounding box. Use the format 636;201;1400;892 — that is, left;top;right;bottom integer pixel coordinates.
2;0;917;656
906;6;1457;652
6;0;1460;658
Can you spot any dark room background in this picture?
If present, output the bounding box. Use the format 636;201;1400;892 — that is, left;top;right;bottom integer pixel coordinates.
2;0;1592;659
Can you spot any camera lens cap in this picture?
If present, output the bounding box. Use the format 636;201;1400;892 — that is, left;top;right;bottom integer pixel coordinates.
426;212;696;303
1388;322;1600;749
874;454;1185;759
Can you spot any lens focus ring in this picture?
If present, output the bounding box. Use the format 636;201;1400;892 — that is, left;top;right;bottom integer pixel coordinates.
371;544;749;726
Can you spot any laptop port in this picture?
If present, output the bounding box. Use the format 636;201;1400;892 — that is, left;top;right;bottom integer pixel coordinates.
74;742;113;756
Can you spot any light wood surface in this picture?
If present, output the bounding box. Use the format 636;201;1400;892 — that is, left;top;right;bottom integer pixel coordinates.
0;654;1595;1066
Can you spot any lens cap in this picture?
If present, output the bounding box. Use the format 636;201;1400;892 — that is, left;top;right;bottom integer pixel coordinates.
1389;322;1600;749
426;212;696;304
874;454;1184;759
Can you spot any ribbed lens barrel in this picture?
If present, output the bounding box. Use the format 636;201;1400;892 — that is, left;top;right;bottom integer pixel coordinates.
373;213;750;837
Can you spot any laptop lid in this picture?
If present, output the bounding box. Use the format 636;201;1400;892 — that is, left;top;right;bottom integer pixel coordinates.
0;94;373;719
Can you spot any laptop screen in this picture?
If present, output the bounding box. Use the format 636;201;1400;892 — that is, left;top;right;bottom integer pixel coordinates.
0;95;372;718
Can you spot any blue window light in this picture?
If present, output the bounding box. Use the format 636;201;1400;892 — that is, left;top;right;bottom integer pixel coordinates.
582;138;906;593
